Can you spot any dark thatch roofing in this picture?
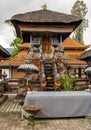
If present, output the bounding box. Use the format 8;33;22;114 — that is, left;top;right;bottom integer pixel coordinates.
78;47;91;60
11;9;82;24
0;45;10;58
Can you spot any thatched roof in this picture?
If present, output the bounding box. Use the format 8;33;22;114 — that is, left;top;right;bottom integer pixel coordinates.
11;9;82;24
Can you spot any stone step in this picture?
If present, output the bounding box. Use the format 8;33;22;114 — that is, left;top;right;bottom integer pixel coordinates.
47;85;54;88
44;66;53;68
44;67;53;70
47;80;54;82
46;87;55;91
45;73;53;75
45;68;53;73
45;70;53;74
44;63;53;65
45;68;53;71
46;73;54;76
47;83;54;86
46;83;54;86
47;85;54;87
44;61;53;63
46;72;53;74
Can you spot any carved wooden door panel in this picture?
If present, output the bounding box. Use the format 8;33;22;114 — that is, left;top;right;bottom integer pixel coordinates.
41;35;51;54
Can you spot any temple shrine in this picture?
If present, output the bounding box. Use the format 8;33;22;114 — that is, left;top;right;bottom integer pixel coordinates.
0;9;89;90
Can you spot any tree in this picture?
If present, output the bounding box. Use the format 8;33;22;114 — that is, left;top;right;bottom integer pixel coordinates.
5;20;24;57
10;37;23;57
71;0;88;44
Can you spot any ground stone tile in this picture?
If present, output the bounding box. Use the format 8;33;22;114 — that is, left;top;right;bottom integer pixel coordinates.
0;112;90;130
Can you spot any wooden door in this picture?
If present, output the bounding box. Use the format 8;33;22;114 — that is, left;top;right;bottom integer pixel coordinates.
41;35;51;54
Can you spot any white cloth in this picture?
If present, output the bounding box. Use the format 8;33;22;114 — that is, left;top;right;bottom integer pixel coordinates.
23;91;91;118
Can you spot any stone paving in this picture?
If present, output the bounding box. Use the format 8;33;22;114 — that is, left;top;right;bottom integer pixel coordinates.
0;112;91;130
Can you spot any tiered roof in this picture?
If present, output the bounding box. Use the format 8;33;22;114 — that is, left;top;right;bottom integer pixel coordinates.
0;50;28;66
0;43;31;66
0;43;39;67
62;37;89;65
62;37;88;49
78;47;91;60
68;56;87;65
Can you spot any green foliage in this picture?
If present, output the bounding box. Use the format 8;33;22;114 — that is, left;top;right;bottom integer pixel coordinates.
73;25;83;43
10;37;23;48
61;73;74;91
11;48;19;57
10;37;23;57
71;0;88;44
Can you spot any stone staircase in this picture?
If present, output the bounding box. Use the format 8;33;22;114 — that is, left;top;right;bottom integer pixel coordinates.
44;60;54;91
